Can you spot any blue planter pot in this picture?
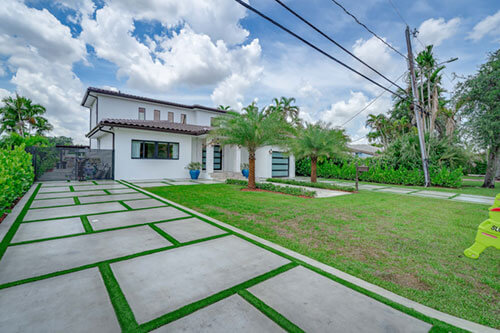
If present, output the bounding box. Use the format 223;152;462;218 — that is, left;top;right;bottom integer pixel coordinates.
241;169;249;179
189;169;200;180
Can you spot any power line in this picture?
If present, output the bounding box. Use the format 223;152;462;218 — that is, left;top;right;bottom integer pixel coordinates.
329;0;407;59
341;71;407;127
233;0;404;99
351;135;367;143
387;0;408;26
273;0;405;91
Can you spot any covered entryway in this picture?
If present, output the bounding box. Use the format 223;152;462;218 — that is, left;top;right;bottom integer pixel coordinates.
271;151;289;177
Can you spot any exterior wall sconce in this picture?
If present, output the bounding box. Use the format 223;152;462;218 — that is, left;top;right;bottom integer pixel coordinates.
269;149;273;154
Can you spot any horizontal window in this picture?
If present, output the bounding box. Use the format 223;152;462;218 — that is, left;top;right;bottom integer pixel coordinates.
131;140;179;160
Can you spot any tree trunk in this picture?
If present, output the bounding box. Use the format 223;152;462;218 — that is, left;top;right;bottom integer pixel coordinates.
430;84;438;134
483;144;499;188
311;156;318;183
248;149;256;189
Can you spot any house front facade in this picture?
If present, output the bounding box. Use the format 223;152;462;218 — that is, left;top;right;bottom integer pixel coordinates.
82;87;295;180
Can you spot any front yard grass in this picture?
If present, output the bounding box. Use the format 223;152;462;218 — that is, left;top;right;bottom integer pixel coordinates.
149;184;500;329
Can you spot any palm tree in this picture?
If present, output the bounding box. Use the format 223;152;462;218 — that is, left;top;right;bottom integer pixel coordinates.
266;97;300;125
218;105;231;111
210;103;293;189
0;94;51;136
289;122;349;182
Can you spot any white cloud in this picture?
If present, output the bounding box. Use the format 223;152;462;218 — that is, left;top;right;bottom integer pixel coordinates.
417;17;461;47
0;0;87;143
298;81;322;100
0;88;12;100
468;10;500;41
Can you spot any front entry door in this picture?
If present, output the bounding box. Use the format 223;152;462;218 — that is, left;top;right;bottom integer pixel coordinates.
202;145;222;171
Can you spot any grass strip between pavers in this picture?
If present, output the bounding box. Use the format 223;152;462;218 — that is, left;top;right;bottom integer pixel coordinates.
148;223;180;246
119;201;133;211
139;262;298;332
131;182;467;333
73;197;81;205
98;263;139;332
0;183;41;262
80;216;93;233
238;289;304;333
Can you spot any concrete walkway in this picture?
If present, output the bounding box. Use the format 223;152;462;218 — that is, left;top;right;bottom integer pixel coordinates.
0;180;496;332
295;177;497;205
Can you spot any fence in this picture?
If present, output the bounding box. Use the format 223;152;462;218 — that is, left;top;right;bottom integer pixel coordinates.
27;146;114;181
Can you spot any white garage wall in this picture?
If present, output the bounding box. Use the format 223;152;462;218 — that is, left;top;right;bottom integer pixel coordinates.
240;146;295;179
114;128;193;180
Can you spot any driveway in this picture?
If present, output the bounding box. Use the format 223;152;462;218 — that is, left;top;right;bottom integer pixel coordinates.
0;179;484;332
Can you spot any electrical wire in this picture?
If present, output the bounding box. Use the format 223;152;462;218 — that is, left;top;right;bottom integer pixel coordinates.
233;0;405;99
273;0;405;91
329;0;407;59
341;71;407;127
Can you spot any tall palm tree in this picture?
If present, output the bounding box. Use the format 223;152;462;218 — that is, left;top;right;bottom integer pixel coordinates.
210;103;293;189
266;97;300;125
0;94;51;136
218;105;231;111
289;122;349;182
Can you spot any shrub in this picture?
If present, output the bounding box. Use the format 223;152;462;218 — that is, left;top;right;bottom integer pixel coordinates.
266;178;355;192
0;144;34;216
225;179;315;197
295;158;462;188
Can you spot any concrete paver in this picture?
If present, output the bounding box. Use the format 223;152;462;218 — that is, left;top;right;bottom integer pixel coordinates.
154;295;284;332
0;226;170;284
107;188;136;194
358;184;388;190
38;186;71;193
124;199;165;209
0;268;120;332
72;184;127;191
451;194;495;205
78;192;147;204
40;181;82;187
24;202;125;221
249;266;432;333
156;217;226;243
35;190;107;199
13;218;85;243
88;206;189;230
377;187;416;194
30;197;75;208
111;235;289;324
411;190;456;199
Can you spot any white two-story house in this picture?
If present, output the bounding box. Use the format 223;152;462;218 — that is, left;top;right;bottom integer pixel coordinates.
82;87;295;180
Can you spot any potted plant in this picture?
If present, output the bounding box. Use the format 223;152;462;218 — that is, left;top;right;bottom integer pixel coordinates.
186;162;202;180
241;162;249;179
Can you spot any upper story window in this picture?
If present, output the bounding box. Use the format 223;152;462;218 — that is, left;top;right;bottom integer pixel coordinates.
168;112;174;122
154;110;160;121
131;140;179;160
138;107;146;120
180;114;186;124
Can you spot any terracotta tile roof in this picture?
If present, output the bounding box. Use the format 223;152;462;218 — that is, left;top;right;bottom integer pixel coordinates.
87;119;212;137
81;87;226;114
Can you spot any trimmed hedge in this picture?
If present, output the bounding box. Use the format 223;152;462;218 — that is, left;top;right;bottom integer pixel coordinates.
296;158;462;188
266;178;355;192
225;179;316;197
0;145;34;217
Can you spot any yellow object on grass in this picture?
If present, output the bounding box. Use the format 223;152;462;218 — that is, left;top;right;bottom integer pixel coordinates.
464;194;500;259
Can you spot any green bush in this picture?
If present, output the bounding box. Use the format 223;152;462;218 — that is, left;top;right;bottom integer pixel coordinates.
225;179;315;197
0;145;34;216
266;178;355;192
296;158;462;188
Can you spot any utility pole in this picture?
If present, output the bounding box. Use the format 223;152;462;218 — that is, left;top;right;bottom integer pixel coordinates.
405;26;431;187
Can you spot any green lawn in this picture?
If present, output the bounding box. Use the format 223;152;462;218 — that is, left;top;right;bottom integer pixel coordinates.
309;177;500;197
149;184;500;329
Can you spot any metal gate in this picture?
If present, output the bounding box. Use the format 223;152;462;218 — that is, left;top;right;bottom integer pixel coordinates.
272;151;289;177
27;146;114;181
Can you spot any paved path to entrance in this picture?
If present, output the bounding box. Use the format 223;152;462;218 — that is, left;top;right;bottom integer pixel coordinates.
295;177;497;205
0;180;496;332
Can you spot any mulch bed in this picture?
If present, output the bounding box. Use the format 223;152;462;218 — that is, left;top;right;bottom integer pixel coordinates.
240;188;312;199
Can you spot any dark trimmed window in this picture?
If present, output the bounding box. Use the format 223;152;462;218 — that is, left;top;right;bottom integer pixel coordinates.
181;113;186;124
168;112;174;122
138;107;146;120
131;140;179;160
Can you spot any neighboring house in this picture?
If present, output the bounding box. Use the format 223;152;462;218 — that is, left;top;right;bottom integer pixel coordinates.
347;144;382;158
82;87;295;180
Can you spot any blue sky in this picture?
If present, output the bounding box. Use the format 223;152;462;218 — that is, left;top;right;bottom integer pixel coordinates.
0;0;499;143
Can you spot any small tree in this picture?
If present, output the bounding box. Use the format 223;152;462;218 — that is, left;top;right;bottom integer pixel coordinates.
0;94;52;136
289;122;349;182
210;102;292;189
454;49;500;188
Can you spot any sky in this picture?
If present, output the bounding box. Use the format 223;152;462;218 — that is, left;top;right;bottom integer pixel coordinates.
0;0;499;144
